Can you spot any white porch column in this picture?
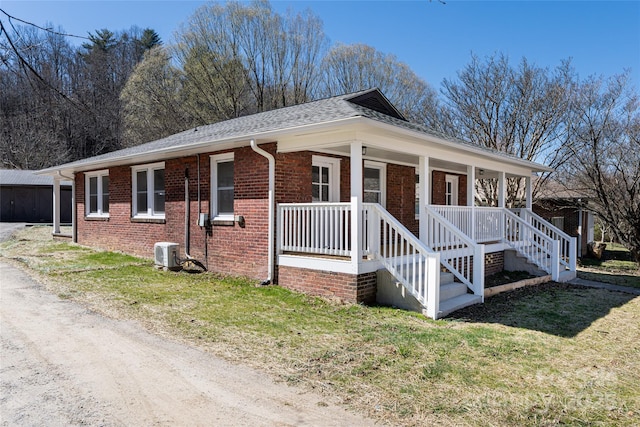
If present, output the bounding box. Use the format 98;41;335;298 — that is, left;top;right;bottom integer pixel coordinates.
350;141;363;273
53;177;61;234
419;156;430;242
466;165;475;207
466;165;475;240
71;176;77;243
497;171;506;208
525;175;532;210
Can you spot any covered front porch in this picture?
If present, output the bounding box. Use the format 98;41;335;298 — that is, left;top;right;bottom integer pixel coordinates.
274;131;577;319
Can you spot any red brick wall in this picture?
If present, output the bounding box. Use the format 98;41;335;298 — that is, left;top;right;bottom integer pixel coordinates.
76;165;168;256
484;251;504;276
431;170;467;206
277;266;376;304
207;145;271;279
76;145;419;286
275;150;312;204
533;202;587;255
76;146;273;281
387;164;418;235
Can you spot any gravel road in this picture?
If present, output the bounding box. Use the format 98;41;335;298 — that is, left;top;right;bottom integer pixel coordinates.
0;244;373;426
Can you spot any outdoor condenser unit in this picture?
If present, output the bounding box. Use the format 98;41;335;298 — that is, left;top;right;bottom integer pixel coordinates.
154;242;180;270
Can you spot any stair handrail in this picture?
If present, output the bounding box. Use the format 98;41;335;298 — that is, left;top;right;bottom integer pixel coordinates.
510;208;577;273
363;203;441;318
502;208;561;280
424;206;485;298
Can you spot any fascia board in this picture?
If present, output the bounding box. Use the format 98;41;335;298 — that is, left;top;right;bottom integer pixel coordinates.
361;118;555;173
37;116;364;176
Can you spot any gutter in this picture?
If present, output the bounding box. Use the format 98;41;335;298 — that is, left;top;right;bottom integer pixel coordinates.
35;117;361;177
250;139;275;286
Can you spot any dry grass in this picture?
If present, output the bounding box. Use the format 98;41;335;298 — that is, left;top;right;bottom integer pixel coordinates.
579;244;640;289
2;226;639;426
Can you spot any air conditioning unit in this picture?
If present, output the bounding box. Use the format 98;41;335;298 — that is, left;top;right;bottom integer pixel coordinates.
154;242;180;270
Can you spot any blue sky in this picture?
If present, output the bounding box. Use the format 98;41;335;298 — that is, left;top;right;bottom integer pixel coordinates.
2;0;639;91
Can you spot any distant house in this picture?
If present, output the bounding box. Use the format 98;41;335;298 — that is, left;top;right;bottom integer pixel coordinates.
0;169;72;223
38;89;576;319
533;180;594;258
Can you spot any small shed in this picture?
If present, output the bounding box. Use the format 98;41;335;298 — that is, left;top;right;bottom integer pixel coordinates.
0;169;72;223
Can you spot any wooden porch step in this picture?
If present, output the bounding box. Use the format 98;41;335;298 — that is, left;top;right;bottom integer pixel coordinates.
438;294;482;318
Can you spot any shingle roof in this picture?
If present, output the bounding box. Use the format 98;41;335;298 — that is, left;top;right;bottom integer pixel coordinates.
0;169;71;186
38;88;551;173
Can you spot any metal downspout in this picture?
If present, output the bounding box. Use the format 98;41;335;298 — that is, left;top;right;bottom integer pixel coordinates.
250;139;275;285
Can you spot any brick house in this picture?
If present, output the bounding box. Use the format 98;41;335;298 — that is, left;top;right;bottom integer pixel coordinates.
533;180;595;258
39;89;576;319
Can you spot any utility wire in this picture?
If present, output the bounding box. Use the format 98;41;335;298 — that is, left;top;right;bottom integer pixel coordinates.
0;8;90;40
0;21;91;113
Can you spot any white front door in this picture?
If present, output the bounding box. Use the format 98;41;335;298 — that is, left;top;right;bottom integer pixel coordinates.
364;160;386;206
312;156;340;202
445;175;459;206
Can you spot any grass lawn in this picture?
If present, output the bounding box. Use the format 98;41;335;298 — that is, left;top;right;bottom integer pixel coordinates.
2;226;639;426
579;243;640;289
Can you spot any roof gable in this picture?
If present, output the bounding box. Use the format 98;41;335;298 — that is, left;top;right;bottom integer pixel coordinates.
346;89;406;121
37;88;552;175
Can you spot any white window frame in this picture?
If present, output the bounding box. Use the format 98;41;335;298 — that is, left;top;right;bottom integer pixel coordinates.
85;169;109;217
131;162;165;219
311;155;341;202
445;174;459;206
364;160;386;207
210;153;235;221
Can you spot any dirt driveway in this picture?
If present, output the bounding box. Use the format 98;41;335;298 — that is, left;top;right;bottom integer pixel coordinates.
0;260;373;426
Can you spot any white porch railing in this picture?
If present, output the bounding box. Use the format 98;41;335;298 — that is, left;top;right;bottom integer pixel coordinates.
431;206;504;242
511;208;577;273
503;209;559;278
424;206;485;297
278;203;352;256
278;202;442;318
431;205;576;280
363;203;441;318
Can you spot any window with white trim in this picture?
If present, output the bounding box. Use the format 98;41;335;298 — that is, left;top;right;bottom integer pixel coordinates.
363;160;386;206
210;153;234;220
132;162;165;218
85;170;109;217
311;155;340;202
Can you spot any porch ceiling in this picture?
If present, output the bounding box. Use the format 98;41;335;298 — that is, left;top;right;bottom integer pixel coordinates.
276;118;552;176
313;143;529;178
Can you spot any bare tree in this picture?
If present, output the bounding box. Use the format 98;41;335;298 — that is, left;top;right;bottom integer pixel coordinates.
560;72;640;264
171;0;327;126
0;24;75;168
320;43;439;122
120;47;190;146
1;19;159;167
440;53;573;206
